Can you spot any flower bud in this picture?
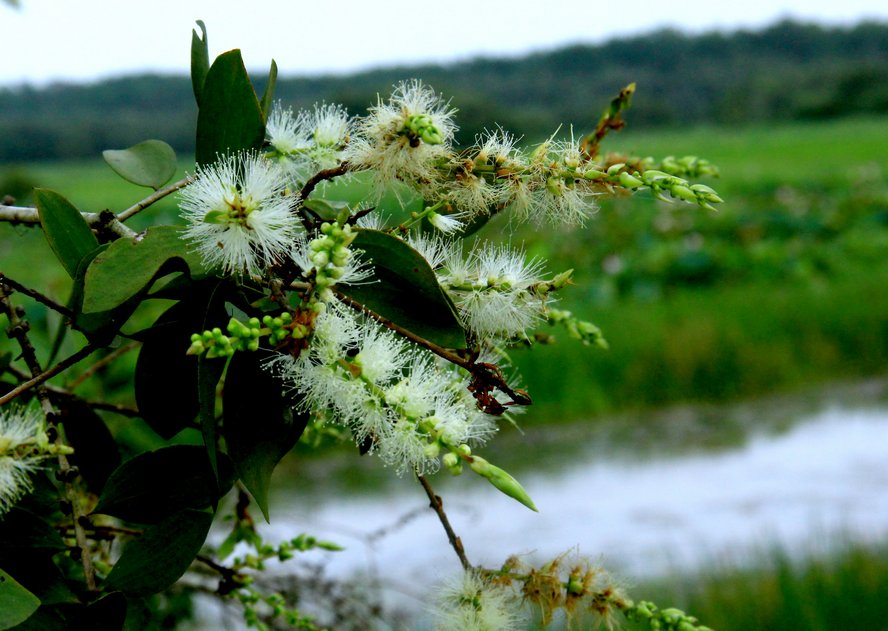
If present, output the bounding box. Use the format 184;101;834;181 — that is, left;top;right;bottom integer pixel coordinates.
468;456;538;512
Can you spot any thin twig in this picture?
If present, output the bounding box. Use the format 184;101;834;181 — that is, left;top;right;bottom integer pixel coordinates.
2;365;140;417
0;273;74;318
0;343;98;406
117;175;194;222
0;287;97;591
417;474;472;571
66;341;140;390
333;289;471;369
299;162;351;202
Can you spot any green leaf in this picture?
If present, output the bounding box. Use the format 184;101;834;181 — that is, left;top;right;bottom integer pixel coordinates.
197;354;225;482
190;20;209;105
0;509;67;559
68;244;138;346
6;607;65;631
82;225;213;314
104;509;213;596
195;50;265;166
103;140;177;190
302;198;351;221
58;398;121;494
0;568;40;630
133;284;228;439
223;352;308;522
93;445;233;525
260;59;278;121
343;229;467;349
34;188;100;280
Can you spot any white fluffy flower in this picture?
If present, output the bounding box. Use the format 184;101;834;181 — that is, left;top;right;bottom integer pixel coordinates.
179;152;300;276
430;570;522;631
345;80;457;191
0;407;49;515
267;102;351;180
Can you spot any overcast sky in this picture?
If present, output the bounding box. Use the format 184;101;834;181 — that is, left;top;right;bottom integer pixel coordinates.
4;0;888;87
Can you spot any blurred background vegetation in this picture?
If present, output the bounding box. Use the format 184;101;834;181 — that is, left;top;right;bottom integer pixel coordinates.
2;18;888;630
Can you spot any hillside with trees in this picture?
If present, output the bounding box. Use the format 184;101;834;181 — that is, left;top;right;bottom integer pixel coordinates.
1;19;886;161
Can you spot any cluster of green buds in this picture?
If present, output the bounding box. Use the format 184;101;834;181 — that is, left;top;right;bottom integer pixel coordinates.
239;589;319;631
626;601;714;631
440;443;538;512
547;308;609;349
528;269;575;297
187;313;309;358
641;155;720;179
595;163;724;211
403;113;445;145
308;221;357;302
236;534;343;571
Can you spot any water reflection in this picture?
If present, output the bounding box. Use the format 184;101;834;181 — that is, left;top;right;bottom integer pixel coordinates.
257;382;888;617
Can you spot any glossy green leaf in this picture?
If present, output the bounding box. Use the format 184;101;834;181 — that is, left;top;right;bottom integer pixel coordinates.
0;568;40;630
260;59;277;121
104;509;213;596
7;607;65;631
103;140;177;190
343;229;467;349
68;244;138;346
93;445;233;524
58;398;121;494
34;188;100;280
195;50;265;166
190;20;209;105
82;225;213;314
133;287;227;439
223;352;308;522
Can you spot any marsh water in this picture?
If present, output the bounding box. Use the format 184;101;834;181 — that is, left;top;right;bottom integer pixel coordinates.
202;379;888;625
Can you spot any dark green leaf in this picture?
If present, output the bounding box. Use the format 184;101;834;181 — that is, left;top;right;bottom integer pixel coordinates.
195;50;265;166
260;59;278;121
223;352;308;522
82;226;213;314
104;509;213;596
134;284;228;439
302;198;350;220
6;607;66;631
190;20;209;105
103;140;177;190
58;399;121;494
0;568;40;630
93;445;233;524
198;354;225;482
343;229;467;349
34;189;100;280
69;592;127;631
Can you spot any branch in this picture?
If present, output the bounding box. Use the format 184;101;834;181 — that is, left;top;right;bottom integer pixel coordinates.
0;287;97;591
0;273;74;318
0;204;137;238
116;175;194;222
66;341;140;390
0;343;98;406
417;474;472;571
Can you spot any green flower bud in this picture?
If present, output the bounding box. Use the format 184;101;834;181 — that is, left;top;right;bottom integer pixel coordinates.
468;456;538;512
619;171;644;188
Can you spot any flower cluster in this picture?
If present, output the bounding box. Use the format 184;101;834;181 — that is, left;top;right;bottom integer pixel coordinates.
266;102;351;183
273;300;499;475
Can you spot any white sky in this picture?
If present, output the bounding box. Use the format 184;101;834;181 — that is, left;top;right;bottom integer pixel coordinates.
3;0;888;87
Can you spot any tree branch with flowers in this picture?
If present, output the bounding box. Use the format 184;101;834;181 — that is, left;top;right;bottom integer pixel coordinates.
0;21;721;630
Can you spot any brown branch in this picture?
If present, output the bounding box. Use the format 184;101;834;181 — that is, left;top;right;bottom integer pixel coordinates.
66;341;140;390
117;175;194;222
298;162;350;202
0;273;74;318
3;365;140;417
417;474;472;571
0;343;98;406
0;287;97;591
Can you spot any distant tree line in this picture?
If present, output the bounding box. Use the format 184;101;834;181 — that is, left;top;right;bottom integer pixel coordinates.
1;19;887;162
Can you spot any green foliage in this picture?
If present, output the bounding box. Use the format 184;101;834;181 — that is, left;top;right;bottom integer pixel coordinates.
194;50;266;166
0;568;40;630
102;140;177;190
33;188;99;279
344;229;467;349
82;225;211;313
93;445;233;524
104;509;214;595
